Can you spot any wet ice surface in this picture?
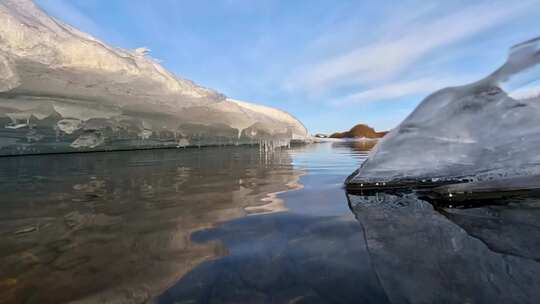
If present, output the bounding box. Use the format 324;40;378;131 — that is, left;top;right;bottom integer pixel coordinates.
1;141;540;303
347;37;540;190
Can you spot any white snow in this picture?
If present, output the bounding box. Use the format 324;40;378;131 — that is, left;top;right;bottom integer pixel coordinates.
227;98;308;139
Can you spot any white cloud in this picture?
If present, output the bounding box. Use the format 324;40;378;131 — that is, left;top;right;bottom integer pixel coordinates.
34;0;100;36
509;82;540;100
34;0;126;46
288;1;536;94
331;77;471;106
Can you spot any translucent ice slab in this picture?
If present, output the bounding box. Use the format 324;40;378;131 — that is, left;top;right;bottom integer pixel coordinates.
347;36;540;192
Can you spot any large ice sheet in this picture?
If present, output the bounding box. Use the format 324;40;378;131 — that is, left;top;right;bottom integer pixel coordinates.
347;36;540;191
0;0;307;155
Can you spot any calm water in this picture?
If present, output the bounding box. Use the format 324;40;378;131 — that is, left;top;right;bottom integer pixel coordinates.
1;141;540;304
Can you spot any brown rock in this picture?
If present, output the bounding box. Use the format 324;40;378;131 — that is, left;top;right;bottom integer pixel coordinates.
329;124;387;139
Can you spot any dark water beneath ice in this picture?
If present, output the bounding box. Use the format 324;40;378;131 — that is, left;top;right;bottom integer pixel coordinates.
1;141;540;304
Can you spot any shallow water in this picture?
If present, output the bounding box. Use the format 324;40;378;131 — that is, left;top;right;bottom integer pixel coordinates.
1;141;540;304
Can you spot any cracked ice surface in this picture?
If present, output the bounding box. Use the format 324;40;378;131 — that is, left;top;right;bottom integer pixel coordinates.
0;0;307;155
347;36;540;191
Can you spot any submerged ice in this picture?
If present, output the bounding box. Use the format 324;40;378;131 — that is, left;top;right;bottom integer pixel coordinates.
347;36;540;191
0;0;307;155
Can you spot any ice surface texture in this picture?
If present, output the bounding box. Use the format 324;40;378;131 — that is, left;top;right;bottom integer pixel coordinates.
0;0;307;155
347;36;540;190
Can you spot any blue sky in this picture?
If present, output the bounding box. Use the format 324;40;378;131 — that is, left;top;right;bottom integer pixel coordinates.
35;0;540;134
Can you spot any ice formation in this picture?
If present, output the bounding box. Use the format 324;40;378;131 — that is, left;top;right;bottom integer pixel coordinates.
0;0;307;155
347;36;540;192
347;191;540;303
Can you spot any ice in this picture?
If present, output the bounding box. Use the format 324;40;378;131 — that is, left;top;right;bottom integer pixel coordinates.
0;0;307;155
347;36;540;191
347;191;540;303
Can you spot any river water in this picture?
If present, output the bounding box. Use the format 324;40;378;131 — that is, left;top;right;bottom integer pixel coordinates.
1;141;540;304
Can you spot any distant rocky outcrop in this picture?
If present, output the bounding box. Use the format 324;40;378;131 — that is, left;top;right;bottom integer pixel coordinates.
329;124;387;139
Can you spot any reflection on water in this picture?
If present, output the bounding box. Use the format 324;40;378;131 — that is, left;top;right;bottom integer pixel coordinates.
158;142;389;304
2;141;540;303
0;146;302;303
347;190;540;304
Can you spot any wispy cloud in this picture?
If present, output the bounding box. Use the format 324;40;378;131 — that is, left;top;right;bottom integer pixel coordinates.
331;77;473;106
35;0;100;35
28;0;540;132
509;81;540;100
34;0;126;46
287;1;536;101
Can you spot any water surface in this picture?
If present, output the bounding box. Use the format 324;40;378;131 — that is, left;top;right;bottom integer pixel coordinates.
1;141;540;304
